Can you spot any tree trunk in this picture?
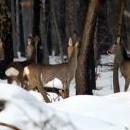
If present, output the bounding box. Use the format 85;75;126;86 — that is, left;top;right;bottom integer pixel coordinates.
21;0;34;55
65;0;80;41
58;0;66;55
45;0;52;56
76;0;98;95
40;0;49;64
16;0;20;55
86;22;96;94
113;0;124;93
106;0;115;43
0;0;13;78
11;0;18;57
50;0;64;61
33;0;40;35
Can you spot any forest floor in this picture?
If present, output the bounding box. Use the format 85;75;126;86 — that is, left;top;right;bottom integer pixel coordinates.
0;54;129;130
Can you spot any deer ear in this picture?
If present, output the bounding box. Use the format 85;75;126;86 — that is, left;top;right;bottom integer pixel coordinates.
68;37;73;46
116;36;120;44
75;41;79;47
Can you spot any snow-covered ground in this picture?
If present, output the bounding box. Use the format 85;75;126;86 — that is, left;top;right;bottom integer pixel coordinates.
0;54;129;130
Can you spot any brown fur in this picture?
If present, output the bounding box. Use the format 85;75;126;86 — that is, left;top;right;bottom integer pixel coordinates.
23;38;79;98
120;60;130;91
5;35;37;87
108;37;130;91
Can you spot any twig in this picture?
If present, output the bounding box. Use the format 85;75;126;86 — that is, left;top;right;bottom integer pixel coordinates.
0;122;20;130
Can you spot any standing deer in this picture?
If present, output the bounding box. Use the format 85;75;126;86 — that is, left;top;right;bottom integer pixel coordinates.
107;36;130;91
5;35;38;87
23;37;79;98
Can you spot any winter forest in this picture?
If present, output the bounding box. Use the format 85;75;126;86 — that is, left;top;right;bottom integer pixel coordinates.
0;0;130;130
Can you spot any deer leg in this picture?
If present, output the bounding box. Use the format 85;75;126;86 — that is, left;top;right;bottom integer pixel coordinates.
59;83;67;98
65;88;69;98
62;82;69;98
7;77;12;84
124;78;130;91
21;78;25;88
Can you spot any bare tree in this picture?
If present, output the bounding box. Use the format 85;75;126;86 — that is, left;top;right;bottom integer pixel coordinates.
21;0;34;54
40;0;49;64
76;0;98;95
10;0;18;57
113;0;124;93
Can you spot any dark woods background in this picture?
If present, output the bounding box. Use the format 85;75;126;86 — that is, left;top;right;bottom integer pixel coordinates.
0;0;129;95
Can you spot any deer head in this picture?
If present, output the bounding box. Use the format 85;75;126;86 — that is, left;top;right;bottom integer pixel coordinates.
26;35;35;59
67;37;79;60
107;37;120;55
26;34;41;62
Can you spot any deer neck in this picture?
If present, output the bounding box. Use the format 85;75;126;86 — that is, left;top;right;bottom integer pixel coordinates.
68;48;78;72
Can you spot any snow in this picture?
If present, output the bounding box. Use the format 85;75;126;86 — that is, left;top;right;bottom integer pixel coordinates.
0;54;129;130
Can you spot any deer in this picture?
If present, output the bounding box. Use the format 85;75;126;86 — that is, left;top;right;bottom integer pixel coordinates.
5;35;38;87
23;37;79;98
107;36;130;91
